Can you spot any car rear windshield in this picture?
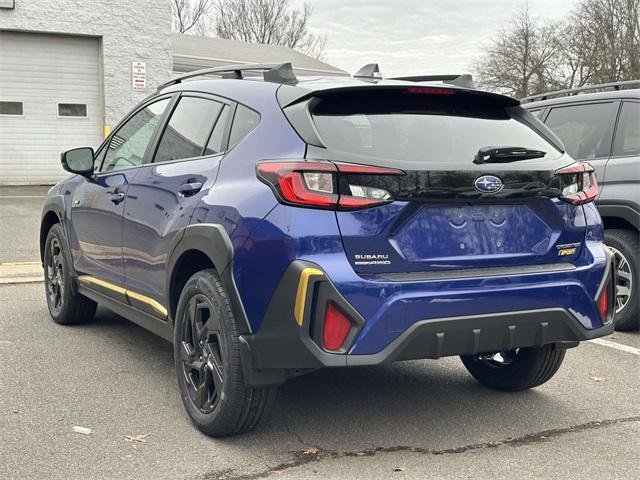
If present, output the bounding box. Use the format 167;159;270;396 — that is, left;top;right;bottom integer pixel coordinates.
310;89;560;168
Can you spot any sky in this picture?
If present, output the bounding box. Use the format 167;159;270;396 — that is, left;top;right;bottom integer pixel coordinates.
292;0;579;76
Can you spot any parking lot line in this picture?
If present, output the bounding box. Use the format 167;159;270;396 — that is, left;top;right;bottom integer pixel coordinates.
590;338;640;356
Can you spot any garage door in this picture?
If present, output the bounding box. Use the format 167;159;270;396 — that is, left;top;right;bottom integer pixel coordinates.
0;31;103;185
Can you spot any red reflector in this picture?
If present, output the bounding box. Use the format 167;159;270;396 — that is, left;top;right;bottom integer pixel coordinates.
404;86;455;95
323;303;352;351
598;288;608;321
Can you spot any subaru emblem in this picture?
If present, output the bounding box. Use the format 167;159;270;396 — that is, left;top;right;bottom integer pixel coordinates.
474;175;503;193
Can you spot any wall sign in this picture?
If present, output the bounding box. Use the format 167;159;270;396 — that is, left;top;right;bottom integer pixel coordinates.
132;62;147;92
0;0;15;9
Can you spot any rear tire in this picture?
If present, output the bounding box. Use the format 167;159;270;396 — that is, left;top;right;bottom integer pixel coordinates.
461;345;566;391
174;269;277;437
604;229;639;331
43;223;97;325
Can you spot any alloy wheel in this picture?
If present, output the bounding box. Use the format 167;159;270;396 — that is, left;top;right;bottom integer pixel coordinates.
46;237;65;314
609;246;633;313
180;294;225;414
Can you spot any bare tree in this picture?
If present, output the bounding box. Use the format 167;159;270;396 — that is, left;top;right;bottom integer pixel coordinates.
171;0;212;35
475;5;562;97
213;0;326;59
476;0;639;96
566;0;640;83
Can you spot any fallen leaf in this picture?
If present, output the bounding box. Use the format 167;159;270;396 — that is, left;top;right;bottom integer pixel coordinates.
393;467;405;472
124;433;149;443
590;376;608;382
302;447;318;455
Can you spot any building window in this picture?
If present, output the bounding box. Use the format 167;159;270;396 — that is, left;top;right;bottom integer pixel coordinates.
0;101;23;115
58;103;88;118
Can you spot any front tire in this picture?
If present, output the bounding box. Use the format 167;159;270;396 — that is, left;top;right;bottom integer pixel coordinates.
605;229;639;331
43;223;97;325
461;345;566;391
174;269;277;437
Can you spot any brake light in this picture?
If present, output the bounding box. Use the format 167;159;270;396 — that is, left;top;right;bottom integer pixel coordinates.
256;161;404;210
404;87;455;95
555;162;599;205
323;303;352;351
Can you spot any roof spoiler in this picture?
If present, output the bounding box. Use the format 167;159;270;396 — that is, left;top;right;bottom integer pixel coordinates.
157;63;298;90
391;74;475;89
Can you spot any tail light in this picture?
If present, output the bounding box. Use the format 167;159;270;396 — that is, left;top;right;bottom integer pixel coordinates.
555;162;599;205
322;303;352;351
257;160;405;210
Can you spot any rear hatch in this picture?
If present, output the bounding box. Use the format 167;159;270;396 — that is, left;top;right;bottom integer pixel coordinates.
293;86;587;275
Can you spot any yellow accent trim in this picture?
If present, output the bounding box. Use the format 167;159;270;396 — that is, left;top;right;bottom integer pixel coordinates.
78;275;126;295
126;289;168;318
103;125;112;138
77;275;167;318
294;268;323;326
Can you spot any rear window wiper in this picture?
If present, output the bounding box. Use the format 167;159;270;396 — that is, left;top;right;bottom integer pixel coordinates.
474;146;546;164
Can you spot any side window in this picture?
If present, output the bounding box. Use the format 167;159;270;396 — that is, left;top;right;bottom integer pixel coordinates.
228;105;260;148
154;96;225;163
544;102;617;160
101;98;170;172
529;109;543;118
205;105;230;155
612;102;640;157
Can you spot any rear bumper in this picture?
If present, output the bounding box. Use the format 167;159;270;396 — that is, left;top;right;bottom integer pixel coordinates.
239;257;614;386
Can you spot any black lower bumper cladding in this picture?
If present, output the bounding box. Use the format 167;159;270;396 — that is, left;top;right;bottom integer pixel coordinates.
239;261;614;386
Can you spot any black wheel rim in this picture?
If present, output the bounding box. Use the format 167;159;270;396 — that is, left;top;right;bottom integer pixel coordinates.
46;237;64;314
476;349;518;368
180;294;224;414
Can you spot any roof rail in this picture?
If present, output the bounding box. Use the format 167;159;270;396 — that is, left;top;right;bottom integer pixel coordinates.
157;62;298;90
392;74;475;89
521;79;640;103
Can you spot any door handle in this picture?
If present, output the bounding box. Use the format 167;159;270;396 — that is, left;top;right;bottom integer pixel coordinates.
109;192;126;204
178;182;203;196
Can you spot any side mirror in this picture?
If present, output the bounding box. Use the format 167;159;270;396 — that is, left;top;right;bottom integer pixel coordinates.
61;147;95;176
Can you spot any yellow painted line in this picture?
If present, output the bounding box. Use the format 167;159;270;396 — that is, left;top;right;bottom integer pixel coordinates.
77;275;167;318
0;196;47;199
126;289;168;318
294;268;323;326
0;261;41;266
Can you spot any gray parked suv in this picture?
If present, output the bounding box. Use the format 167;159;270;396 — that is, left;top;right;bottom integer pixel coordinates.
522;81;639;330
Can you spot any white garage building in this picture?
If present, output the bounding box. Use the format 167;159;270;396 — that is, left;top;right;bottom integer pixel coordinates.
0;1;346;185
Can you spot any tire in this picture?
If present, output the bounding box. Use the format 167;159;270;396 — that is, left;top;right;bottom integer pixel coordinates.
174;269;277;437
604;229;639;331
43;223;97;325
460;345;566;392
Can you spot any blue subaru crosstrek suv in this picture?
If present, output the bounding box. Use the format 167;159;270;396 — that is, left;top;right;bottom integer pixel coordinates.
41;63;615;436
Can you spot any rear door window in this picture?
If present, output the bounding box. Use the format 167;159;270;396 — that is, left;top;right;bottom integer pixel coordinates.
544;102;618;160
154;96;225;163
612;101;640;157
309;89;559;168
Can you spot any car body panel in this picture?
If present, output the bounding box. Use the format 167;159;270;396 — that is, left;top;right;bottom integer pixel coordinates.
42;75;616;383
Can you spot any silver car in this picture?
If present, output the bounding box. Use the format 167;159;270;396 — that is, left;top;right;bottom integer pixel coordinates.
523;81;639;330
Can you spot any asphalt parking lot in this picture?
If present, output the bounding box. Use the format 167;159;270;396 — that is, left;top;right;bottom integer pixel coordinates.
1;189;639;480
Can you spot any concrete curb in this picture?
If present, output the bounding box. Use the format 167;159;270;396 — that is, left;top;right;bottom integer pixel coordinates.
0;262;43;284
